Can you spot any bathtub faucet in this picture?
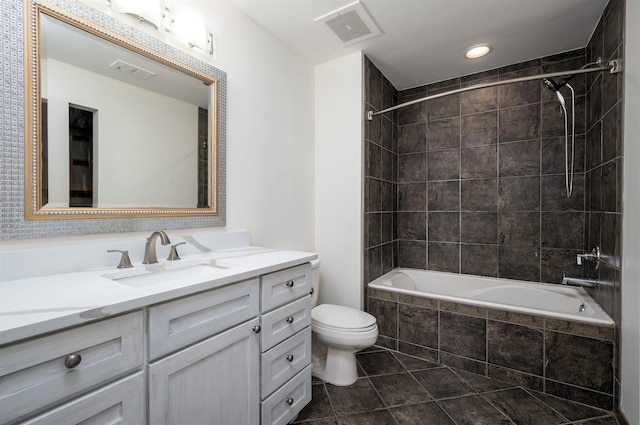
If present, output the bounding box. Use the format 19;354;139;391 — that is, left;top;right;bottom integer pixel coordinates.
562;274;598;288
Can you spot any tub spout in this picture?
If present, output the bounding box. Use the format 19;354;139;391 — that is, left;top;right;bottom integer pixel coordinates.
562;274;598;288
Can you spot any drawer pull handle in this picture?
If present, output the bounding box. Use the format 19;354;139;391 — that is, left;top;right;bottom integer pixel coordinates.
286;280;294;288
286;316;294;324
286;354;294;362
64;353;82;369
252;325;261;333
286;397;294;405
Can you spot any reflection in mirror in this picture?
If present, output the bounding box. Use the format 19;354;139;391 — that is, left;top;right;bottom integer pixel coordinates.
25;1;219;219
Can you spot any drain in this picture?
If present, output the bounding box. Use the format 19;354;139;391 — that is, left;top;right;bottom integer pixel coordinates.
579;303;585;312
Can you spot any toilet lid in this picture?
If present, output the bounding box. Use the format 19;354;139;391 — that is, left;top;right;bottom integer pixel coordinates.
312;304;376;330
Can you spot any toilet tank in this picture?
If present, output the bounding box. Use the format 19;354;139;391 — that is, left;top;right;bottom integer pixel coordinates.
310;259;320;307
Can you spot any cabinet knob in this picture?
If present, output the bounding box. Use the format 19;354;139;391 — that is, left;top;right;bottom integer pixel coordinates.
286;354;294;362
252;325;261;333
64;353;82;369
286;316;294;324
286;280;294;288
286;397;294;405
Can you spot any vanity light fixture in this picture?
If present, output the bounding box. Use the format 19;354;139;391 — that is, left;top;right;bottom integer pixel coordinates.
164;3;213;55
107;0;215;56
465;44;491;59
109;0;164;29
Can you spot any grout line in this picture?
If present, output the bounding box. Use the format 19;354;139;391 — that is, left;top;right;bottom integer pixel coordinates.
476;389;518;425
522;386;573;423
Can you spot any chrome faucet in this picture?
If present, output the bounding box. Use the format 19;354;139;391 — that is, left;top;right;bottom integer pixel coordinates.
143;230;171;264
562;274;598;288
577;246;600;269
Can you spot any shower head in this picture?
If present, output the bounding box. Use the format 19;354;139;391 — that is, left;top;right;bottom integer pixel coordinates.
544;78;566;110
544;78;562;92
555;90;566;108
544;78;558;91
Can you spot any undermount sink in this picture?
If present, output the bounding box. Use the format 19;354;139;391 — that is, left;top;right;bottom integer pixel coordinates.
102;258;239;287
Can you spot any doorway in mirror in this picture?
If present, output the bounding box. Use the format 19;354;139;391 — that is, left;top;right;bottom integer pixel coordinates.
68;105;94;207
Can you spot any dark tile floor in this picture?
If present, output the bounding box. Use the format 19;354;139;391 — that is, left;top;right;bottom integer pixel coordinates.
292;346;620;425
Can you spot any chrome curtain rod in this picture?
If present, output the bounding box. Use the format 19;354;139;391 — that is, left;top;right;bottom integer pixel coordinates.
367;59;622;120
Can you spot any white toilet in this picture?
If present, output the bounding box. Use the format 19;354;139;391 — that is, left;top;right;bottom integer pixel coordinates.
310;259;378;386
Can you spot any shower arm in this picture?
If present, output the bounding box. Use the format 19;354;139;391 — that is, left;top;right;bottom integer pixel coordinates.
367;59;622;120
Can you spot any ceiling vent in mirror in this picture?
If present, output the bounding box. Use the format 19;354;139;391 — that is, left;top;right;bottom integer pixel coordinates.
109;60;156;80
314;1;381;45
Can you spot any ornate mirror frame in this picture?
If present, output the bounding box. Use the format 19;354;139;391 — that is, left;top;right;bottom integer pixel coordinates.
24;0;224;220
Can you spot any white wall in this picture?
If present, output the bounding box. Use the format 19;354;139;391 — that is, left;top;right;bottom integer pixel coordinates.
179;1;316;252
44;58;198;208
76;0;316;251
314;51;364;309
621;0;640;422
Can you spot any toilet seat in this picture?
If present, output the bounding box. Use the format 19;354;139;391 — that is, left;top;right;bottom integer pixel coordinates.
312;304;376;331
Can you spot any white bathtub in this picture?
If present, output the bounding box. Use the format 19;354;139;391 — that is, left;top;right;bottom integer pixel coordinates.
368;269;613;326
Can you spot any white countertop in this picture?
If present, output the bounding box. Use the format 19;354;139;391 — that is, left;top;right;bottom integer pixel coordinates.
0;231;316;345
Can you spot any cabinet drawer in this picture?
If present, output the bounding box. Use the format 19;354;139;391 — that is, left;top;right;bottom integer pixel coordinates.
260;295;311;351
260;327;311;397
0;311;143;424
261;365;312;425
148;278;259;360
21;372;145;425
260;263;311;313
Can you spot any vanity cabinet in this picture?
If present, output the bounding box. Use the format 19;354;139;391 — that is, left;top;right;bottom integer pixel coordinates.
0;260;314;425
259;264;313;425
0;311;144;424
147;279;260;425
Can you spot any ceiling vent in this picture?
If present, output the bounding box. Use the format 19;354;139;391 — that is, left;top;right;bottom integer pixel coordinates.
109;60;156;80
314;1;381;45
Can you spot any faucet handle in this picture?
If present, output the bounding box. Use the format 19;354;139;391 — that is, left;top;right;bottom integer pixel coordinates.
107;250;133;269
167;242;186;261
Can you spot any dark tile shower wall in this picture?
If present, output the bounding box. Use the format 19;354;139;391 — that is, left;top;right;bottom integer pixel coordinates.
364;49;607;286
393;49;591;285
584;0;625;413
363;57;398;308
363;0;624;415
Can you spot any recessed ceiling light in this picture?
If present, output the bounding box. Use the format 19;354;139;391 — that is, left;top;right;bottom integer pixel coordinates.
465;44;491;59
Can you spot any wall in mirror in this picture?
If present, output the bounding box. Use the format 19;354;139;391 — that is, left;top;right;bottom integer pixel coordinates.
0;0;226;240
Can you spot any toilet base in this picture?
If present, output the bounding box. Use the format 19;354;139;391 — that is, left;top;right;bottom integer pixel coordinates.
311;346;360;386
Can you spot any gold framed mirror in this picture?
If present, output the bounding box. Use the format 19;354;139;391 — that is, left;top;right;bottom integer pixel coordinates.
25;0;220;219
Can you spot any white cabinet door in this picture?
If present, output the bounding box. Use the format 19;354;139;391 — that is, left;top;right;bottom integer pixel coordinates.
148;318;260;425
